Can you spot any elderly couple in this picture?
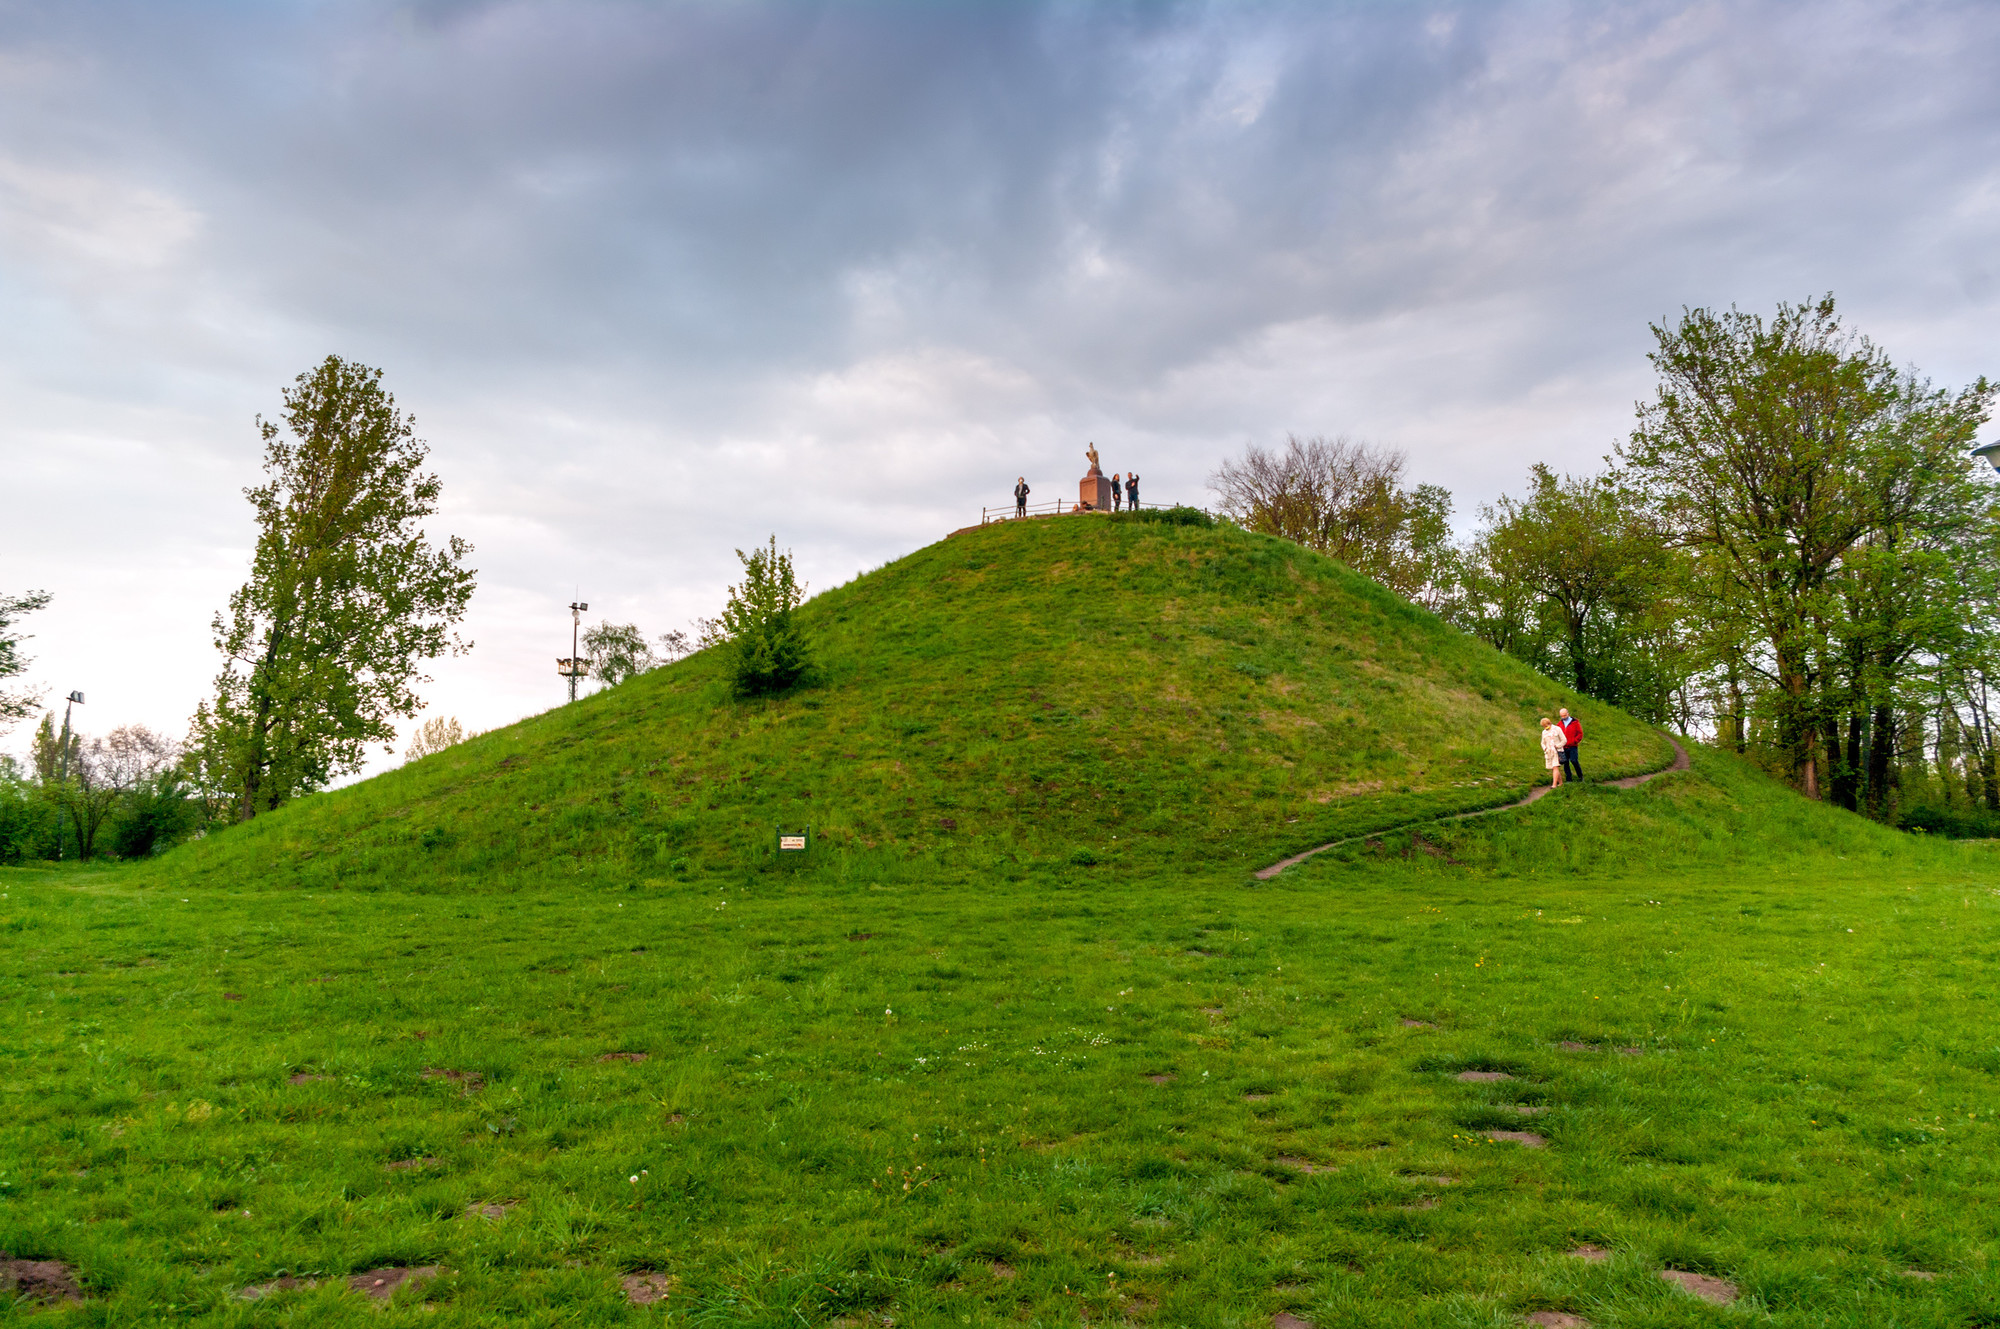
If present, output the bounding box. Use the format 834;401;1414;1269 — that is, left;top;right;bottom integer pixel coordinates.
1539;709;1583;787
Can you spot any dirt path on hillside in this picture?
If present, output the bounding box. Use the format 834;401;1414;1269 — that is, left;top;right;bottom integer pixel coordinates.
1253;733;1691;881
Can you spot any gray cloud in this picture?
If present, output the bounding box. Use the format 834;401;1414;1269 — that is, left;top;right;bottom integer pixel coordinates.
2;0;1996;772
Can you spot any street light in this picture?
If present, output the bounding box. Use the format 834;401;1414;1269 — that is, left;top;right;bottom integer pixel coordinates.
57;691;83;779
559;601;589;702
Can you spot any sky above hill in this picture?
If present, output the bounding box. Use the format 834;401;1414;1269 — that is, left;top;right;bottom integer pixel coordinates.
3;0;1997;777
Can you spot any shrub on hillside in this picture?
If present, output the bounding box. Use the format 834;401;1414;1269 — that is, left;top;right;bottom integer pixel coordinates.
712;536;813;696
1897;803;2000;839
1118;504;1214;528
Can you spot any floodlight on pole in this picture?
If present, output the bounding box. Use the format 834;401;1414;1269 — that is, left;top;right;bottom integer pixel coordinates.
559;601;589;702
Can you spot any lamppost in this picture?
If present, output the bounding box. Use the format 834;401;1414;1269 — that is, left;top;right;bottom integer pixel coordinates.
56;696;84;780
558;600;588;702
56;690;82;859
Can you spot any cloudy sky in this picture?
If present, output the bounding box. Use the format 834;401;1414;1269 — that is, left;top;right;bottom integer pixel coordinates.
3;0;1996;776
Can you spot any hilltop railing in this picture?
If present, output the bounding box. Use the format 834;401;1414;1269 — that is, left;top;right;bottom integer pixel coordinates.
979;499;1198;525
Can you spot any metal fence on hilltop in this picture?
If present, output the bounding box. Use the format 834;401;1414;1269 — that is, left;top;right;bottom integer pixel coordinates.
977;499;1207;525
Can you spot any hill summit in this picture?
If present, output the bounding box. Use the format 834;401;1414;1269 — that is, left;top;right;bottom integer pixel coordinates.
153;512;1675;893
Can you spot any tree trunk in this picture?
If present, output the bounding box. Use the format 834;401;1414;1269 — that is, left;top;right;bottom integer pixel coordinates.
1832;711;1862;812
1865;704;1894;820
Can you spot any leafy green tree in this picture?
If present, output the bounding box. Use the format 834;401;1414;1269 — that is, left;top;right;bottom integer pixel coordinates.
1470;464;1672;701
188;356;476;820
0;589;50;732
713;537;811;696
582;623;658;687
1624;295;1992;798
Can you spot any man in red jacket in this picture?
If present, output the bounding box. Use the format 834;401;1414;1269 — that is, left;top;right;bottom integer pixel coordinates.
1558;708;1583;783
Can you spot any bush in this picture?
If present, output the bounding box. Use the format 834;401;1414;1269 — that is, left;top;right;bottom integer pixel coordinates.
716;536;813;697
1898;803;2000;839
1118;505;1214;528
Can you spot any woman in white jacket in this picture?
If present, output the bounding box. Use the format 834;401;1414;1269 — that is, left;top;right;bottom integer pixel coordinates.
1539;717;1566;787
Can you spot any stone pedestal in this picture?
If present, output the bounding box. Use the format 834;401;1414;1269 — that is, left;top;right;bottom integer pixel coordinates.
1080;469;1114;511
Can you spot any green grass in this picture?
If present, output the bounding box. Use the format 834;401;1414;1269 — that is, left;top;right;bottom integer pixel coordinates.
140;513;1671;897
6;748;2000;1325
7;517;1999;1325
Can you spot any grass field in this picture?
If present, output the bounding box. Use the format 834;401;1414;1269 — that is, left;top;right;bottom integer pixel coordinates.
6;744;2000;1326
7;516;1998;1326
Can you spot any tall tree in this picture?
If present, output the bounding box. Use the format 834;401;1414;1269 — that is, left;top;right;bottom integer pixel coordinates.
188;356;475;819
1622;296;1992;797
0;589;51;732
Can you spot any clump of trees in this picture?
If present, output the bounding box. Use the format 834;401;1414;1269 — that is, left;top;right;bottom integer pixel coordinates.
1217;296;1997;829
1;719;198;863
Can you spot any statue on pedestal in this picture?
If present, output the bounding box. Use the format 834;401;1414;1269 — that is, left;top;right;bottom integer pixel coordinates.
1085;443;1101;475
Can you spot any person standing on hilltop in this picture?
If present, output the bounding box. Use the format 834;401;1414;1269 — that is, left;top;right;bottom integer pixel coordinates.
1126;472;1139;509
1540;717;1566;787
1109;469;1122;511
1558;708;1583;783
1014;476;1030;518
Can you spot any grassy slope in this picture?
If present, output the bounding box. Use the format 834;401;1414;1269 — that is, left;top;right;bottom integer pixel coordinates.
3;748;1997;1326
144;514;1670;895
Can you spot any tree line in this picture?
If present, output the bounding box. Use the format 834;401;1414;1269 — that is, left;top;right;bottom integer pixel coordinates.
1210;296;1998;831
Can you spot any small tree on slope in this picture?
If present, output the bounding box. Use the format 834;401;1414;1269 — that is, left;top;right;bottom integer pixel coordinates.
715;537;810;696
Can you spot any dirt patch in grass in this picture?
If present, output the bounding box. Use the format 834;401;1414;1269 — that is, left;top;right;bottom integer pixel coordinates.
598;1052;648;1063
1147;1073;1175;1084
847;933;873;941
989;1259;1017;1280
1899;1270;1938;1280
348;1266;440;1300
1487;1131;1546;1148
1567;1245;1609;1262
239;1276;315;1300
1524;1314;1589;1327
1273;1313;1315;1329
622;1271;674;1304
288;1072;331;1084
223;993;244;1001
1456;1070;1514;1082
464;1200;517;1221
1244;1091;1273;1101
1272;1155;1334;1174
1400;1018;1435;1028
423;1068;483;1094
1556;1041;1597;1052
1;1254;83;1304
385;1156;440;1172
1658;1269;1736;1304
1498;1104;1548;1115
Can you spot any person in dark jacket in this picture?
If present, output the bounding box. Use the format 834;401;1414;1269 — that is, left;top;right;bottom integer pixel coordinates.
1125;473;1139;508
1558;708;1582;782
1109;472;1121;511
1014;477;1030;518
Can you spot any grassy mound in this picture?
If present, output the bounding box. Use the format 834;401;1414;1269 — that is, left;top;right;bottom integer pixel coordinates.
144;513;1673;895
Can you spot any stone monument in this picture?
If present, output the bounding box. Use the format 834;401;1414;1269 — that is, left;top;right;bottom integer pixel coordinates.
1079;444;1114;511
